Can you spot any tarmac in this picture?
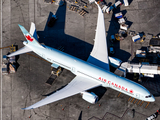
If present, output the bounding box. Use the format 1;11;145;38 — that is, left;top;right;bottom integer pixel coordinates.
1;0;160;120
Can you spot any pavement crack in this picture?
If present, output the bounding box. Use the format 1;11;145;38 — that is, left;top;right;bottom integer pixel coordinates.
147;12;160;23
13;0;25;23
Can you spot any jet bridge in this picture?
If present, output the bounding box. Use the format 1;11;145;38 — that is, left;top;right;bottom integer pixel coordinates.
115;62;160;78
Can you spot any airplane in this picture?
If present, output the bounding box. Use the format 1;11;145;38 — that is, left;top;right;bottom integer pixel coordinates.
7;2;155;110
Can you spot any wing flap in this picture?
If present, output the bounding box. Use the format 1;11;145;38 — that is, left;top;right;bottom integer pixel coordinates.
22;76;101;110
87;2;109;71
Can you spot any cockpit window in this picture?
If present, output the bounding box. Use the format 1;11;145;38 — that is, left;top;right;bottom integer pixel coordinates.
145;95;152;98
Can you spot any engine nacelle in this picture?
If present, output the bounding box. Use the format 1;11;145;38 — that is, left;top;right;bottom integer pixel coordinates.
81;92;99;104
108;56;122;68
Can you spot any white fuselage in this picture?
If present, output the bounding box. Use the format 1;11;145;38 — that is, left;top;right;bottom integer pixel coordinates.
25;42;155;102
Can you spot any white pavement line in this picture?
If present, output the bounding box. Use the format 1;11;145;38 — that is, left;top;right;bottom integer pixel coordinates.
1;0;2;119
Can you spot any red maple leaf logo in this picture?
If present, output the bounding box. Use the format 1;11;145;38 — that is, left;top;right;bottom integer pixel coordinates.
25;35;33;42
129;90;133;94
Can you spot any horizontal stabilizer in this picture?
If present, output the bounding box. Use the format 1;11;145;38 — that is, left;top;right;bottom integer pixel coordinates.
7;46;32;57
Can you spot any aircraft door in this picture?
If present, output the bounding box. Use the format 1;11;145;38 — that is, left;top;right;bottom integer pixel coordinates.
72;67;76;73
42;54;45;59
136;93;140;98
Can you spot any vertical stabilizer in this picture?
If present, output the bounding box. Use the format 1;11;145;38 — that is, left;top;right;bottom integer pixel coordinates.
18;24;42;47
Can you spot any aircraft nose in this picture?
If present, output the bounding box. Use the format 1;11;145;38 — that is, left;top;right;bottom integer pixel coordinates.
150;95;155;102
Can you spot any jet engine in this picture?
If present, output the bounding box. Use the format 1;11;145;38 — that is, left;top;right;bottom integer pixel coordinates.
108;56;122;68
81;92;99;104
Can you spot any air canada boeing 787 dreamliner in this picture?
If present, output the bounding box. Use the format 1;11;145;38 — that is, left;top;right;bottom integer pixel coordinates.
7;2;155;110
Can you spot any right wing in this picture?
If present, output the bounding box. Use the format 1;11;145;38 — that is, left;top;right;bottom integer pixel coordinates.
87;2;109;71
22;76;101;110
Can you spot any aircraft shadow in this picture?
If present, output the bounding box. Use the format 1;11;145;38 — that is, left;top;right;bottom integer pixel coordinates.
128;0;133;5
106;2;131;62
78;111;82;120
37;2;93;61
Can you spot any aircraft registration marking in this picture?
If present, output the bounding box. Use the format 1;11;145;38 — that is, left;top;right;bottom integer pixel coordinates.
99;77;134;94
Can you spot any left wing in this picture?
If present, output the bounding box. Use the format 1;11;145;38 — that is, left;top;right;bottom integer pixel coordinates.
7;46;32;57
22;76;101;110
87;2;109;71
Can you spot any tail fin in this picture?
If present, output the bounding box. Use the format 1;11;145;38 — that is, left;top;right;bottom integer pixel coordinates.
29;22;38;41
18;24;42;47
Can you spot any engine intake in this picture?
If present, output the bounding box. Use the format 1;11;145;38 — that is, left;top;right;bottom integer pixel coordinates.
81;92;99;104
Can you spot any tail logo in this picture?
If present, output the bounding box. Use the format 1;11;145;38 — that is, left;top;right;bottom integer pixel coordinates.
25;35;33;42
